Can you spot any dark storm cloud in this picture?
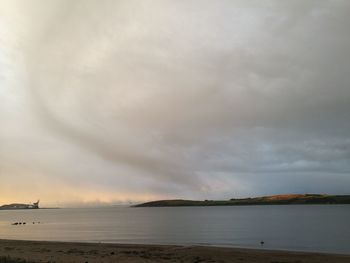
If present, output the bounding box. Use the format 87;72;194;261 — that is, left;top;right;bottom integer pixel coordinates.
1;0;350;205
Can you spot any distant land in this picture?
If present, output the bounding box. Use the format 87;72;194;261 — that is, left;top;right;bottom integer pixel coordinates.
0;200;39;210
134;194;350;207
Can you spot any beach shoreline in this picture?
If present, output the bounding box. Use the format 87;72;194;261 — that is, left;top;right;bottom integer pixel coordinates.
1;239;350;263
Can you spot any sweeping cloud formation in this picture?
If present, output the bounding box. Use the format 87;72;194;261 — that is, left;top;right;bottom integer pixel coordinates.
1;0;350;206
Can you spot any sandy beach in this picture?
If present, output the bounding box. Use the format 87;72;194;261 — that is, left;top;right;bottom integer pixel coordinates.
0;240;349;263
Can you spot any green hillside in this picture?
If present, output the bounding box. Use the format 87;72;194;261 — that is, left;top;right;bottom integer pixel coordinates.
134;194;350;207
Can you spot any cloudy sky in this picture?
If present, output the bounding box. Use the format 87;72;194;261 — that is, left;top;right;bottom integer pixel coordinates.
1;0;350;207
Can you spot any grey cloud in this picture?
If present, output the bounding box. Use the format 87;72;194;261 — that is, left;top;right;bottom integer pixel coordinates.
1;0;350;206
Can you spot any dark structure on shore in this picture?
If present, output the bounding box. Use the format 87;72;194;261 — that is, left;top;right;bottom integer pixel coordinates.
0;200;39;210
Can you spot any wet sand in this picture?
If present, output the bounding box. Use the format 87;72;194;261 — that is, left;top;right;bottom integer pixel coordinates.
0;239;349;263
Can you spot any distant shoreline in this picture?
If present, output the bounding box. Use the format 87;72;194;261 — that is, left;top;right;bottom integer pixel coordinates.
1;239;349;263
0;201;40;211
0;207;60;211
134;194;350;207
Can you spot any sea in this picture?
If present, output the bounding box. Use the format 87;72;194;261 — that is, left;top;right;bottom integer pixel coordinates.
0;205;349;254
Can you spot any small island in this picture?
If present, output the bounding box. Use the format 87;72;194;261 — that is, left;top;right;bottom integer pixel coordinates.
0;200;39;210
134;194;350;207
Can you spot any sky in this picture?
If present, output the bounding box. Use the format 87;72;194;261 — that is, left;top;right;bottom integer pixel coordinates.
1;0;350;207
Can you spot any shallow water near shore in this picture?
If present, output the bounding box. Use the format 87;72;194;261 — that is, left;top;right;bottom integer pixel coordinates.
0;205;349;254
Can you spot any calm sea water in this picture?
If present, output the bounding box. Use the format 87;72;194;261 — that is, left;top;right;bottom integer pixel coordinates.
0;205;349;254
